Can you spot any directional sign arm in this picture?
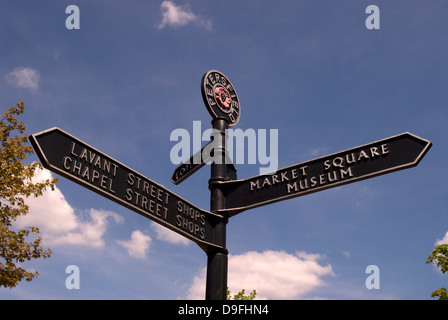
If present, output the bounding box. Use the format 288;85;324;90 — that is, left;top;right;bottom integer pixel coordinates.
30;127;224;252
171;140;237;185
219;132;432;217
171;141;212;185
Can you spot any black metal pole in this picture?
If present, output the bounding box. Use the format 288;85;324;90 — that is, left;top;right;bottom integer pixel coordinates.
206;118;229;300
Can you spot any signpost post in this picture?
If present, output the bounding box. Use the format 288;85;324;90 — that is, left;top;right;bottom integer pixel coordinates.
206;117;230;300
30;70;432;300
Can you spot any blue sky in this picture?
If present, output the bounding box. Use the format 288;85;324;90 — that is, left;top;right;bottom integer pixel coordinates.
1;0;447;300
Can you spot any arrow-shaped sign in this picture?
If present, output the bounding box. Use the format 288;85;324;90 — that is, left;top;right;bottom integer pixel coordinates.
30;127;223;252
171;141;213;185
219;132;432;216
171;141;237;185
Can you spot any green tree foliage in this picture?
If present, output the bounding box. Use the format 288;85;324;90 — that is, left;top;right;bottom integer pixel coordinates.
426;244;448;300
227;288;257;300
0;101;58;288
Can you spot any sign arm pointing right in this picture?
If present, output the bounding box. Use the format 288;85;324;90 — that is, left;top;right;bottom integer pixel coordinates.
218;132;432;217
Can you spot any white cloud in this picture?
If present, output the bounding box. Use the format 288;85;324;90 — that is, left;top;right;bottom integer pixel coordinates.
151;222;190;246
186;250;334;299
435;231;448;246
157;1;211;30
15;168;123;249
117;230;152;259
5;67;40;91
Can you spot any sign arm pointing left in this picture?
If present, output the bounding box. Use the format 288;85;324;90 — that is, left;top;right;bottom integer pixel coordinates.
30;127;224;253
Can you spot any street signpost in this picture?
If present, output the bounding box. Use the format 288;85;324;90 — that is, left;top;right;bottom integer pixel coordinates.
30;70;432;300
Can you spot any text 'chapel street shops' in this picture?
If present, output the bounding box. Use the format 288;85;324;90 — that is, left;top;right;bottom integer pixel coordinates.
30;127;223;252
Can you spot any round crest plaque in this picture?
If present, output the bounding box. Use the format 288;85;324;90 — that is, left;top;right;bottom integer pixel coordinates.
201;70;241;126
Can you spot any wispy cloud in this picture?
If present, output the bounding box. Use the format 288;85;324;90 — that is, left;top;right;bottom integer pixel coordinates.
307;146;329;158
117;230;152;259
151;222;190;246
157;1;211;30
5;67;40;92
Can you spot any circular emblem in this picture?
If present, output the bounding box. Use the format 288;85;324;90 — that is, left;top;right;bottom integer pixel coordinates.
201;70;241;126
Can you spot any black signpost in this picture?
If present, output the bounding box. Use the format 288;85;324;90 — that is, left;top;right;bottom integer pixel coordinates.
30;70;432;300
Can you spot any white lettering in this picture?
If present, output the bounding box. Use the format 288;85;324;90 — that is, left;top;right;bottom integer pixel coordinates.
65;5;80;30
365;5;380;30
257;129;279;174
170;128;190;165
170;121;279;175
65;265;80;289
365;265;380;289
